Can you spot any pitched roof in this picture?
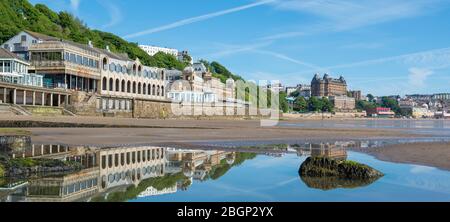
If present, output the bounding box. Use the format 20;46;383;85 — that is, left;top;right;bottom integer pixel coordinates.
24;30;60;41
0;48;26;62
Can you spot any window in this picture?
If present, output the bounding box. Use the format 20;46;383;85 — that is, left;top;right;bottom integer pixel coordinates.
115;154;119;167
101;155;106;169
121;153;125;166
126;152;130;165
108;154;113;168
21;35;27;41
132;151;136;163
77;55;82;65
137;151;141;163
102;77;107;91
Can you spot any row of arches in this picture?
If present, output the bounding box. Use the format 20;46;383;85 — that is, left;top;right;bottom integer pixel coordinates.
102;58;164;80
101;148;164;170
102;77;165;97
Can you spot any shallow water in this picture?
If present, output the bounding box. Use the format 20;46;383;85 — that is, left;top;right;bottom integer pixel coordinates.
280;119;450;136
1;141;450;202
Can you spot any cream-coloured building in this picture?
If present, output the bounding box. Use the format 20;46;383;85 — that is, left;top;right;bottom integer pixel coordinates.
167;62;235;104
98;48;167;111
98;146;166;192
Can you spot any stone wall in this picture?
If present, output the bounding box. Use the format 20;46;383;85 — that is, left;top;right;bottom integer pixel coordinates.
66;91;102;116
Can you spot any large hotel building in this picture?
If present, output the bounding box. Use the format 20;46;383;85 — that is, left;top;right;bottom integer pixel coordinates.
311;73;356;111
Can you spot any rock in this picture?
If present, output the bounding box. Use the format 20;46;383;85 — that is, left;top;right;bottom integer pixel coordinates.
299;157;384;180
300;175;381;191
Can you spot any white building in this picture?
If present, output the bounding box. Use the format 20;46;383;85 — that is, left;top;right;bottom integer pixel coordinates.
0;48;43;87
139;45;178;57
1;30;59;61
99;47;168;111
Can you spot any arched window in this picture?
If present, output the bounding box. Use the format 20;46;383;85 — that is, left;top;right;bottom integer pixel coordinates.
157;85;161;96
152;84;156;95
109;78;114;91
102;77;107;91
132;82;136;94
102;58;108;70
127;81;131;93
109;63;115;72
133;64;137;75
138;83;141;94
138;65;142;76
143;83;147;95
115;79;120;92
161;70;165;80
161;86;165;97
148;84;151;95
121;80;125;92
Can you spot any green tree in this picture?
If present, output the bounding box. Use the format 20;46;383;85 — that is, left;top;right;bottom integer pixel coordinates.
321;97;334;113
367;94;375;102
308;97;323;112
294;96;308;112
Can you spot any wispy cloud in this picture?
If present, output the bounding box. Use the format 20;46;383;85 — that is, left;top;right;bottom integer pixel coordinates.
97;0;122;29
70;0;81;12
253;49;325;70
408;67;433;87
123;0;276;39
297;46;450;74
261;0;446;41
204;41;273;58
259;31;305;41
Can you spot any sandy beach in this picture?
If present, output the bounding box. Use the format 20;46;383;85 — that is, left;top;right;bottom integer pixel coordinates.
352;142;450;171
1;116;450;171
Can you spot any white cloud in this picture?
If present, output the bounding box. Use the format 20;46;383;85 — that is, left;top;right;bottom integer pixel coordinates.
408;67;433;87
97;0;122;29
70;0;80;12
123;0;276;39
296;46;450;74
259;31;305;41
262;0;446;40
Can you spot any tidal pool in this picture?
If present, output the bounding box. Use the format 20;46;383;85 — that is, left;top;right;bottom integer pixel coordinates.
1;141;450;202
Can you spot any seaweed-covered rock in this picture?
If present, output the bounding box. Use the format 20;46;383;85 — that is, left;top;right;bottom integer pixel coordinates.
299;157;384;179
300;175;381;190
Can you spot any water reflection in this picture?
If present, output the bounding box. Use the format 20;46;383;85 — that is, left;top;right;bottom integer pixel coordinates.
0;140;448;202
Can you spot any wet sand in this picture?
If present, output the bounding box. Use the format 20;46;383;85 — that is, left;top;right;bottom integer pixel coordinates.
0;116;426;146
352;142;450;171
2;116;449;171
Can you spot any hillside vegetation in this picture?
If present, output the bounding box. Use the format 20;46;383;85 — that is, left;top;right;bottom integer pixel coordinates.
0;0;240;82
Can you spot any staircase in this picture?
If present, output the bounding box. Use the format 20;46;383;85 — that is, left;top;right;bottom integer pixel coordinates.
0;104;15;115
62;108;77;116
9;104;32;116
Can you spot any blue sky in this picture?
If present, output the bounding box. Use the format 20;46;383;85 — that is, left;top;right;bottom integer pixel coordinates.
29;0;450;96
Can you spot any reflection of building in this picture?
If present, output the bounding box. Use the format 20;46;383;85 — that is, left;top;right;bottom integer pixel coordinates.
311;74;347;97
26;168;99;202
137;185;177;198
98;146;166;191
166;149;235;181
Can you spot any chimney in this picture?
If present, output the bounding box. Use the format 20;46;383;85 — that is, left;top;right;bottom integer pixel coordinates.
88;40;93;48
106;45;110;52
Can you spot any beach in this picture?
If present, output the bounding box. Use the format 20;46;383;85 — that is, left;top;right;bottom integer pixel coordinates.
1;116;449;171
